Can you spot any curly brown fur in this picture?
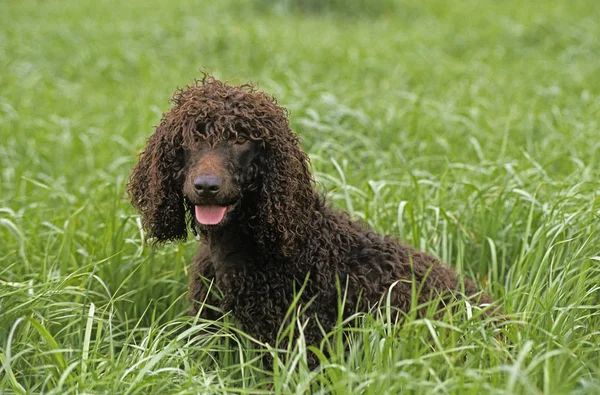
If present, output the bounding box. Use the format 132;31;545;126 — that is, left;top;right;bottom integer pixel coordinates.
127;76;495;366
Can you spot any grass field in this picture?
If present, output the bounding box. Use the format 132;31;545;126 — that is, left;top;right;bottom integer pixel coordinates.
1;0;600;393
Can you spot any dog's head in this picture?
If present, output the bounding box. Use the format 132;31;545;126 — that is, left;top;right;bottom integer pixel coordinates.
127;76;315;253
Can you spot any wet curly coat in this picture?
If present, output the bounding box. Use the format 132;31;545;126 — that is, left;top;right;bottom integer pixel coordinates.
127;76;493;360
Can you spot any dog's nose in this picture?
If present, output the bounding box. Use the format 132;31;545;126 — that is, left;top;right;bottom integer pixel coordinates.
193;175;222;196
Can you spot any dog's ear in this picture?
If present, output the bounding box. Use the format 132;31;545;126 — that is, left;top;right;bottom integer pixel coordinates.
254;126;316;256
127;119;188;243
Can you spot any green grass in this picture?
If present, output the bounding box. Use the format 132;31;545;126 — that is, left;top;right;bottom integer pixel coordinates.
1;0;600;393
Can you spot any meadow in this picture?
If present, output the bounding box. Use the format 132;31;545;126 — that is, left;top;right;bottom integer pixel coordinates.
1;0;599;393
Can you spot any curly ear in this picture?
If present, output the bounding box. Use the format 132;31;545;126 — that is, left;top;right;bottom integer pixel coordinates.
254;127;316;256
127;120;187;243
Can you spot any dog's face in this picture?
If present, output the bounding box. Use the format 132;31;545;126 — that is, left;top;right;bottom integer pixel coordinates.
182;127;262;230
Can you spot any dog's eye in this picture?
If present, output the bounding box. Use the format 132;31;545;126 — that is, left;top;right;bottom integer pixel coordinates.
235;134;249;145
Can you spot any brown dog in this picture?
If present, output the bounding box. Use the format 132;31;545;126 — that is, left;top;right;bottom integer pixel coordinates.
127;76;494;365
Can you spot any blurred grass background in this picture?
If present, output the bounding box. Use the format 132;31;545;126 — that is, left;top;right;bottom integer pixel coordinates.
1;0;599;393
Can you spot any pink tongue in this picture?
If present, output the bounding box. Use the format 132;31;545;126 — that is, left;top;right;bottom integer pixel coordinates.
195;205;227;225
